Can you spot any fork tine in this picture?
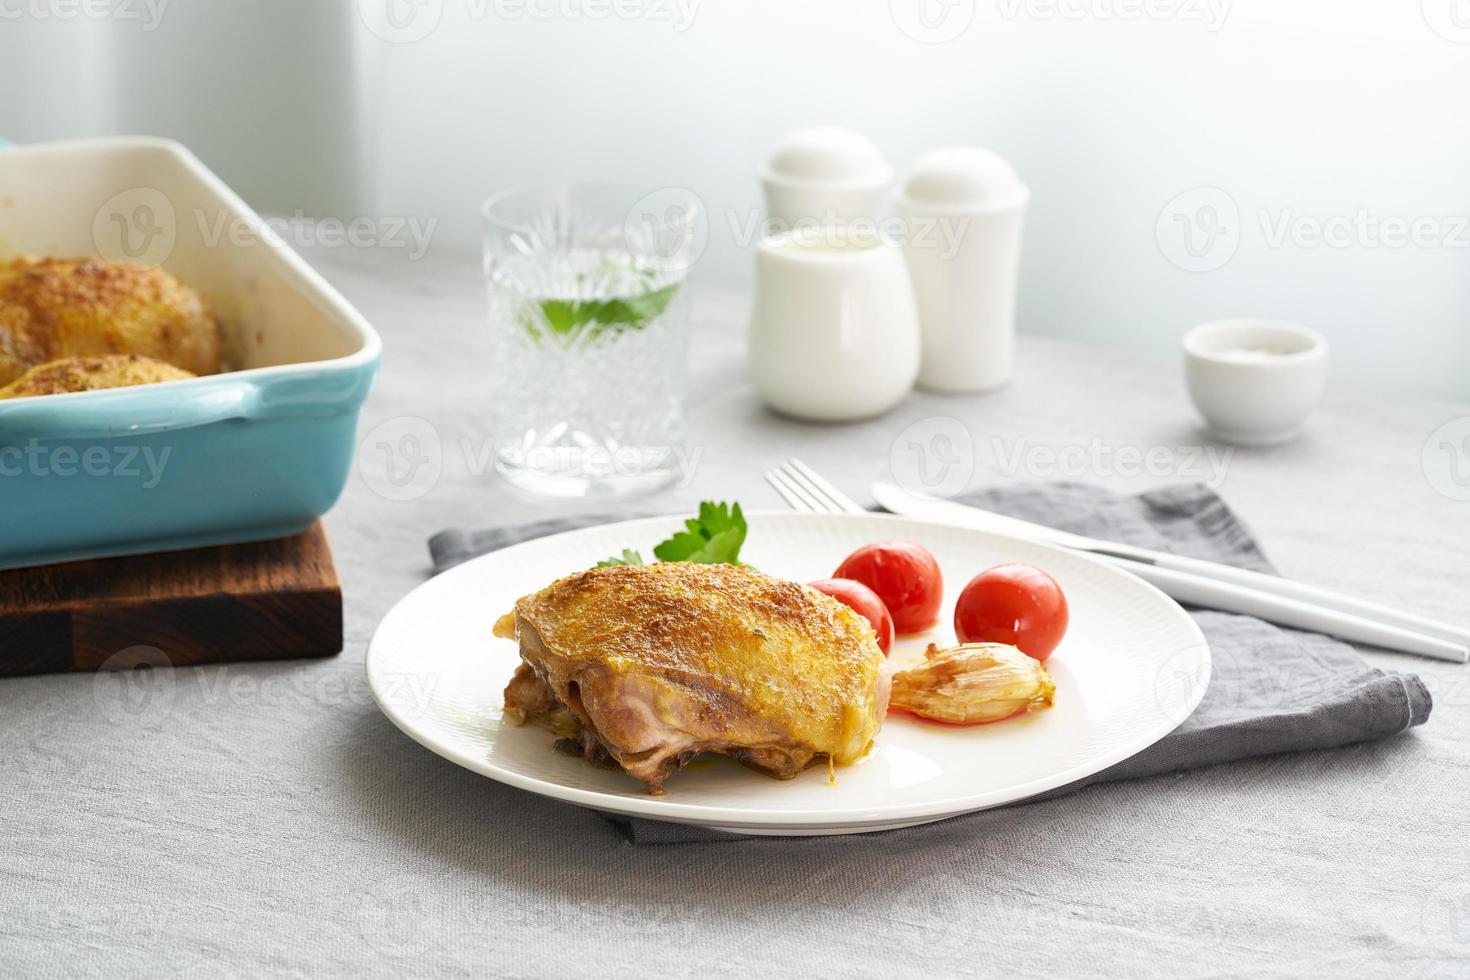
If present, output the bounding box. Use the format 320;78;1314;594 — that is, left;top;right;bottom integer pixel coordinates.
785;458;867;514
764;469;821;512
776;462;843;514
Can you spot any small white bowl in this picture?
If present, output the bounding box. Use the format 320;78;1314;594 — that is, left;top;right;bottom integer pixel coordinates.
1183;319;1328;446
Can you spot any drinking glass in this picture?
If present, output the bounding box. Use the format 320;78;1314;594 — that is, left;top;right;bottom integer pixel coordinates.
482;183;701;497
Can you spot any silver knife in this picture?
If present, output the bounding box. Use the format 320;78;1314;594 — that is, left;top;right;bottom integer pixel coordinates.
871;482;1469;663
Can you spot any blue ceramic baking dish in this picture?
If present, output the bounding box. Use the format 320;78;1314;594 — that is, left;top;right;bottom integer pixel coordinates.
0;137;381;568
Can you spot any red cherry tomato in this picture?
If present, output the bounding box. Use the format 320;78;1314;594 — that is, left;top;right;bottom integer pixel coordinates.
833;541;943;634
809;578;895;654
954;563;1069;661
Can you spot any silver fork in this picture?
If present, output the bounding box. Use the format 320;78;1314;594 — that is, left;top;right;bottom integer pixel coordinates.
764;458;866;515
770;455;1470;664
765;457;1468;661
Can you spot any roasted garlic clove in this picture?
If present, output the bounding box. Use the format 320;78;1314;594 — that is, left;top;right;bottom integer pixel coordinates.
890;643;1055;725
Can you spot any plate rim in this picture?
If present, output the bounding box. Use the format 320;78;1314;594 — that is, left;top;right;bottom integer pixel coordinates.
367;510;1210;830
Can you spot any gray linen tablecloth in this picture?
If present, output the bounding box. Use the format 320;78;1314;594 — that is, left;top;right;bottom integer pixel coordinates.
430;482;1432;844
3;247;1468;977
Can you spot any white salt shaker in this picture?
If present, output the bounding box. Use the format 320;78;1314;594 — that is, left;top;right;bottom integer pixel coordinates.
894;147;1029;392
761;127;893;227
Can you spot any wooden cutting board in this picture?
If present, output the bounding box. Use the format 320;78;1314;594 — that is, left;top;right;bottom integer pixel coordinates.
0;523;342;678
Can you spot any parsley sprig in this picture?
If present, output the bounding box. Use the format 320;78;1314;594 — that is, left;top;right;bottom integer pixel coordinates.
596;501;747;568
597;549;644;568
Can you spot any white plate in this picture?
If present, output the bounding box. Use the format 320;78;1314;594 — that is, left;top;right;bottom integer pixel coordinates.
367;512;1209;836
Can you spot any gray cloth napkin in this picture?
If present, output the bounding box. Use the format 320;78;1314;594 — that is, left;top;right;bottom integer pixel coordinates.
429;483;1432;845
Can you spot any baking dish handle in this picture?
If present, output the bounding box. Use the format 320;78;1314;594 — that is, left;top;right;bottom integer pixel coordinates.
0;379;263;441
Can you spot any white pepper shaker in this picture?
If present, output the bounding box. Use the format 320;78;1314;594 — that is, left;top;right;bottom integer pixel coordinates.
894;147;1029;392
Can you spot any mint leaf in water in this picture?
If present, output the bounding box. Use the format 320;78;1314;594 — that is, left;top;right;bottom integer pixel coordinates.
537;282;679;338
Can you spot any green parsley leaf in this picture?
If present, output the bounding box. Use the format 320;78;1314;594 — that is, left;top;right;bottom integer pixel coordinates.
593;501;748;570
652;501;747;564
595;548;645;568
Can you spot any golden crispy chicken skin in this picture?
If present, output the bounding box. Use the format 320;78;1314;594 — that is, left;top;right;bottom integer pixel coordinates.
0;354;196;399
502;562;890;793
0;256;220;386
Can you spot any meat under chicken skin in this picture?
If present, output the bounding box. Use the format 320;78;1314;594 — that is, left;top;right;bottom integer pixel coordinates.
500;562;889;793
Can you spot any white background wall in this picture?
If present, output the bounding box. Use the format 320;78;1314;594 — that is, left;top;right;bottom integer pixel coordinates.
2;0;1467;398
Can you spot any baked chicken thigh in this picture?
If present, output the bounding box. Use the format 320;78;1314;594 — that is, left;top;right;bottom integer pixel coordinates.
499;562;889;793
0;256;220;386
0;353;195;399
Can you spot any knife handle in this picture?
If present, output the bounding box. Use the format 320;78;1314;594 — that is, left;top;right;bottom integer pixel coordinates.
1098;556;1467;663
